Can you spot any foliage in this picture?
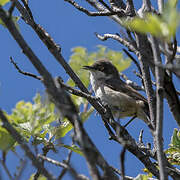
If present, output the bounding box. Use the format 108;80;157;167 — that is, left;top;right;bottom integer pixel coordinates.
122;0;179;41
0;0;10;6
0;94;58;151
165;128;180;165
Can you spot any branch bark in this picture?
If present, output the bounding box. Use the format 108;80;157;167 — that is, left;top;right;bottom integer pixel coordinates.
151;36;167;180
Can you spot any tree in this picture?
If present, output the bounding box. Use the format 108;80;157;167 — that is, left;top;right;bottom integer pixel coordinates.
0;0;180;180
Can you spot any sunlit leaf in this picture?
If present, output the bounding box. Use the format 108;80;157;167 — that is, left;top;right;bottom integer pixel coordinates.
61;144;83;156
55;118;73;138
29;174;47;180
0;127;15;151
0;0;10;6
80;106;94;123
55;106;94;139
3;93;58;146
165;129;180;165
122;0;180;41
171;129;180;148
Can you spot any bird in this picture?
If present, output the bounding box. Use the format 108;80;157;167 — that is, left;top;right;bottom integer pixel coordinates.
83;59;153;128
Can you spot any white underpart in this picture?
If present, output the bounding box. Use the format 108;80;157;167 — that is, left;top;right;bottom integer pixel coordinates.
89;71;138;119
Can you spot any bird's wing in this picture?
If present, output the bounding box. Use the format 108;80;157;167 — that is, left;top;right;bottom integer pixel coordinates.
104;78;148;103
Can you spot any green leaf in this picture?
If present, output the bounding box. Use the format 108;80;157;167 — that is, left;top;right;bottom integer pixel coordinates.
122;0;180;41
165;129;180;165
5;93;58;145
55;107;94;139
61;144;83;156
29;174;47;180
171;128;180;148
0;0;10;6
55;118;73;138
0;127;16;151
80;106;94;123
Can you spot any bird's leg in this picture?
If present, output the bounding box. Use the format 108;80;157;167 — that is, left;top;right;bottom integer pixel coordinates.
123;115;137;128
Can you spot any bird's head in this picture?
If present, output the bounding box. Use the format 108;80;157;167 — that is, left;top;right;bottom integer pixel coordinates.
83;59;119;80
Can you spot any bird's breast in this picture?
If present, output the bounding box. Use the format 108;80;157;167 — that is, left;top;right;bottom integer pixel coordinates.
95;85;137;119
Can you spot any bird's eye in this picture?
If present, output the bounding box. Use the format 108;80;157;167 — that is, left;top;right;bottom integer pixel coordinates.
99;66;104;71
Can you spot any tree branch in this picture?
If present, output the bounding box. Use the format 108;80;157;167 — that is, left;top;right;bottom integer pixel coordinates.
10;56;42;80
95;32;137;53
38;155;89;180
151;36;167;179
65;0;123;16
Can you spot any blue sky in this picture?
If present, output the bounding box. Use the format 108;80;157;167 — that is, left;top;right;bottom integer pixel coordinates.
0;0;179;179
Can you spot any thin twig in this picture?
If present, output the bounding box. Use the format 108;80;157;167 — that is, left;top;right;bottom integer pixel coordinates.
20;0;34;20
138;129;144;144
126;0;136;16
10;57;42;80
38;155;89;180
58;149;73;179
14;159;27;180
120;147;126;180
168;37;177;64
8;1;16;17
0;159;13;180
98;0;113;12
65;0;120;16
109;166;133;180
95;33;137;53
123;48;142;75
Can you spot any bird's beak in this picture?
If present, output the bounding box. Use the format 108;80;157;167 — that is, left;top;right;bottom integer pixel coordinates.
82;65;94;71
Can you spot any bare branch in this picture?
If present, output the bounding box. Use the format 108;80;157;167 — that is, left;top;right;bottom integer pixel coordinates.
135;33;156;129
38;155;89;180
95;33;137;52
58;149;73;180
109;0;126;10
98;0;113;12
138;129;144;144
126;0;136;16
119;73;144;91
8;1;16;17
14;159;27;180
151;36;167;179
120;147;126;180
10;57;42;80
168;37;177;64
65;0;121;16
0;159;13;180
123;49;142;75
